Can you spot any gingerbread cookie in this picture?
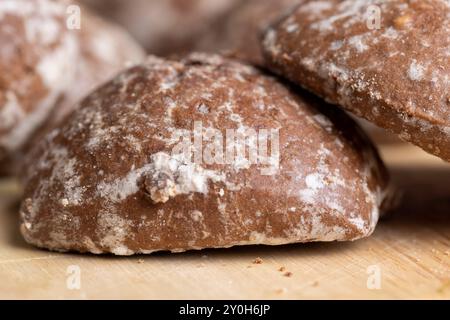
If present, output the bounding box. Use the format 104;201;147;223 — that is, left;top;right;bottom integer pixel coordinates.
0;2;145;176
50;5;146;125
20;54;390;255
263;0;450;161
0;0;78;173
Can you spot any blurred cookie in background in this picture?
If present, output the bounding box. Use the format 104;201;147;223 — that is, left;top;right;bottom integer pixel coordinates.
193;0;301;66
1;1;145;177
0;0;78;177
51;5;146;125
81;0;242;55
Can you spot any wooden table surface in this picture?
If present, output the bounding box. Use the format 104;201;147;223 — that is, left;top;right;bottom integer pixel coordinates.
0;144;449;300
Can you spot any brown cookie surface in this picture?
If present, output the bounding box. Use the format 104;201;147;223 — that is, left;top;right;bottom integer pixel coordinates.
263;0;450;161
21;53;389;255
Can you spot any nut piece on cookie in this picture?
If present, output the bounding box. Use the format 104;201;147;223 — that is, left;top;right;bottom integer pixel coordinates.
262;0;450;162
20;53;390;255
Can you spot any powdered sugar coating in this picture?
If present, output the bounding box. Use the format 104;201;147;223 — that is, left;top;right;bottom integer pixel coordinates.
263;0;450;161
21;53;389;255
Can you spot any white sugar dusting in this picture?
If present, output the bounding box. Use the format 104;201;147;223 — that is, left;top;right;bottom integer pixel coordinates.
1;91;60;151
298;1;332;15
298;145;347;213
313;114;333;131
309;215;346;241
0;91;24;131
408;60;425;81
330;40;343;51
305;173;325;190
97;211;133;255
286;23;299;33
36;33;78;91
310;0;367;31
348;35;368;53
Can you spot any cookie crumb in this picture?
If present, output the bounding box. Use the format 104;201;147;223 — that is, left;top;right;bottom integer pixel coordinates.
253;257;263;264
278;266;286;272
283;272;293;278
275;288;287;294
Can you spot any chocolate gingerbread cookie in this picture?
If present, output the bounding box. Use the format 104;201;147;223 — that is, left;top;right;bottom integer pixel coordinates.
0;0;78;172
50;5;146;126
263;0;450;161
0;1;145;176
20;53;390;255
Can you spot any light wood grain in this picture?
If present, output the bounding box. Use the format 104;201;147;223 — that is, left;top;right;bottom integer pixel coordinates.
0;144;448;299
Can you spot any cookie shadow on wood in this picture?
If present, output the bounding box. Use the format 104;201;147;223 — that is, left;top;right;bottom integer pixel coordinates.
0;178;32;250
6;201;32;251
145;240;360;261
383;166;450;227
